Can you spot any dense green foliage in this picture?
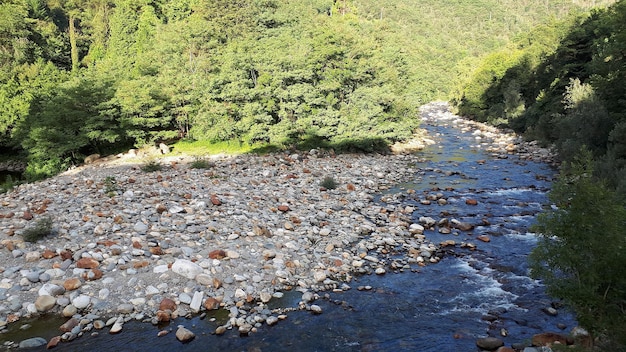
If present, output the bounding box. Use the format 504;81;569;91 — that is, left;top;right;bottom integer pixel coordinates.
530;150;626;349
453;0;626;196
455;2;626;347
0;0;595;179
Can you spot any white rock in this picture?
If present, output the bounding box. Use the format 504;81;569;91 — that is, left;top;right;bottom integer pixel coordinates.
72;295;91;309
38;283;64;297
171;259;202;280
234;288;246;300
190;291;203;313
153;264;169;274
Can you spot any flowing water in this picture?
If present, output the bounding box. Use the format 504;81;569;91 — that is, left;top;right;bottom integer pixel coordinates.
5;105;576;351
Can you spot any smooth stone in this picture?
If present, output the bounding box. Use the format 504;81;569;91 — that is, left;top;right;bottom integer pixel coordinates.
38;283;65;297
71;295;90;309
476;337;504;350
62;305;77;317
110;321;123;334
176;326;195;343
18;337;47;348
35;295;56;312
310;305;322;314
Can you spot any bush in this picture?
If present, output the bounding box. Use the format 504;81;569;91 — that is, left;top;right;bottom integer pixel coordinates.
189;157;213;169
320;176;338;190
529;149;626;349
21;217;54;243
0;175;18;193
141;160;162;172
103;176;119;197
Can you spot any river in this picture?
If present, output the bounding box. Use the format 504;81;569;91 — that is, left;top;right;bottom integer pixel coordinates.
2;103;576;351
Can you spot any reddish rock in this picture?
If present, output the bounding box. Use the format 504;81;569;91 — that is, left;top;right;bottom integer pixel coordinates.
465;199;479;205
97;240;118;247
204;297;220;310
133;261;149;269
157;330;169;337
156;310;171;322
277;205;290;212
42;249;57;259
127;178;136;183
82;268;103;281
159;298;177;311
212;278;222;289
477;235;491;243
155;204;167;214
76;257;99;269
59;318;79;332
113;215;123;223
346;183;356;191
132;241;142;249
60;250;72;261
22;210;33;220
6;314;19;323
532;332;571;347
208;249;226;260
63;278;82;291
496;347;516;352
210;194;222;206
47;336;61;349
149;246;164;255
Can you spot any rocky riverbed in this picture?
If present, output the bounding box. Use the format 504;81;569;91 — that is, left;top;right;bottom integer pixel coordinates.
0;102;563;350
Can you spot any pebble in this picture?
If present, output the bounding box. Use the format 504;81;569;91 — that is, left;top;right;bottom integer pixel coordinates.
176;326;195;343
71;295;90;309
34;295;56;312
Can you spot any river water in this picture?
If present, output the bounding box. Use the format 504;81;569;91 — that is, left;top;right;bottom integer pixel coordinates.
4;104;576;351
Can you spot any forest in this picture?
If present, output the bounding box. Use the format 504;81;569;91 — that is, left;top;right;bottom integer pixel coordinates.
0;0;602;179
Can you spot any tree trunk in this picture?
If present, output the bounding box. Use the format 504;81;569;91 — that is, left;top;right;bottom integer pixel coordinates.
69;13;79;72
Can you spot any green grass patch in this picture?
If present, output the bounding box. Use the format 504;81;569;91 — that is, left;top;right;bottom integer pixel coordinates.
172;140;257;156
320;176;339;190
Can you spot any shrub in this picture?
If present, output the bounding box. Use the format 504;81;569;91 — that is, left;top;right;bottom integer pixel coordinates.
141;160;162;172
21;217;54;243
529;149;626;349
0;175;18;194
189;157;213;169
103;176;119;197
320;176;338;190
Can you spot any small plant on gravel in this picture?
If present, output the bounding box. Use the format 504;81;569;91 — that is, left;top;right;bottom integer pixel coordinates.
0;175;18;194
320;176;338;190
190;157;212;169
21;217;53;242
103;176;119;197
141;160;162;172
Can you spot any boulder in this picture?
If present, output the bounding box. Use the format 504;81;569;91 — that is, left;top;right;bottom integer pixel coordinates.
532;332;571;346
476;337;504;350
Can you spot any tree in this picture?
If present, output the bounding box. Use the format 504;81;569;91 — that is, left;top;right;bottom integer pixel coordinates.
529;148;626;349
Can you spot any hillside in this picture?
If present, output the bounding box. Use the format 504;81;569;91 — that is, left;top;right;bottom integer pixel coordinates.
0;0;607;179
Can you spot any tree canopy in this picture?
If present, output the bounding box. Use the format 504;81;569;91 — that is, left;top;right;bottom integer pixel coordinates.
0;0;607;179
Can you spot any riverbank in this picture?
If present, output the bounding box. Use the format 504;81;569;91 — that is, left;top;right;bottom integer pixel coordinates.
0;103;560;350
